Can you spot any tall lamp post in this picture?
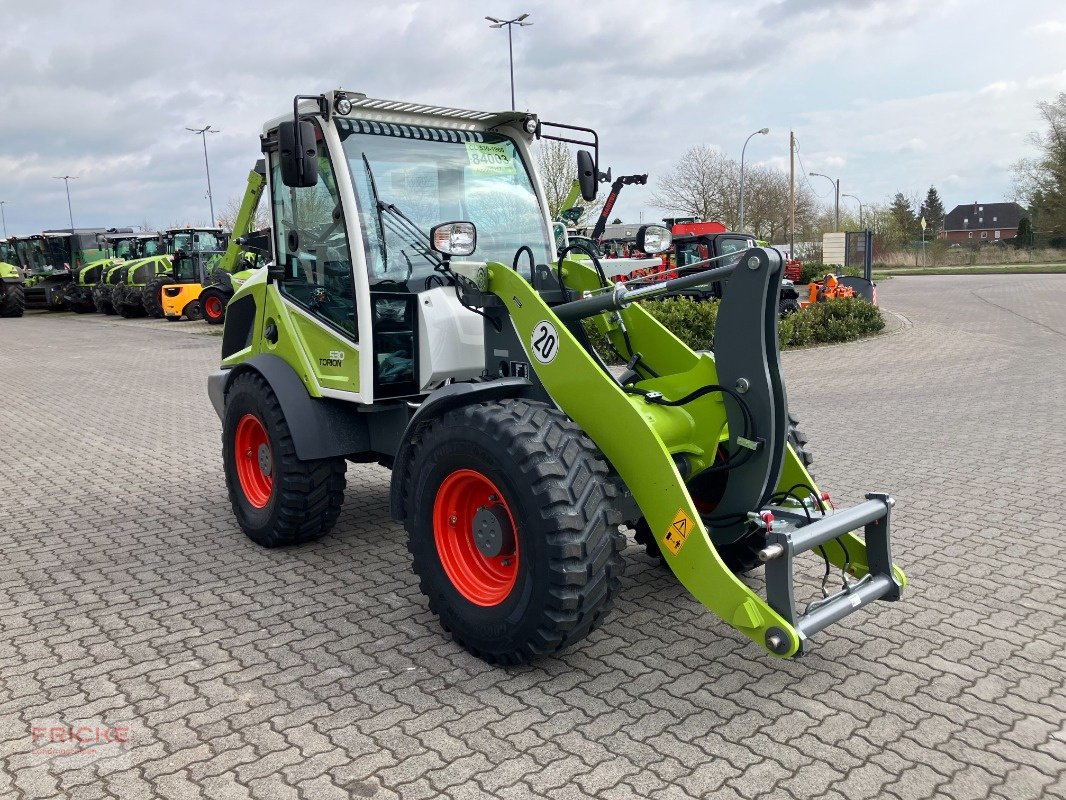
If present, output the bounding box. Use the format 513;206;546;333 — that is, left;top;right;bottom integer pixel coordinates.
486;13;533;111
810;171;840;231
186;125;219;226
53;175;78;231
842;193;863;229
738;127;769;233
0;201;8;238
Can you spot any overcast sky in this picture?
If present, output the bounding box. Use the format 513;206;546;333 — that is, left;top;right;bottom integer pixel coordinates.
2;0;1064;237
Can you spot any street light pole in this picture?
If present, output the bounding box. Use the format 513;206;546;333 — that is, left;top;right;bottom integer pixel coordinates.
486;14;533;111
52;175;79;232
842;193;863;229
186;125;219;226
0;201;7;238
738;127;769;233
810;172;840;231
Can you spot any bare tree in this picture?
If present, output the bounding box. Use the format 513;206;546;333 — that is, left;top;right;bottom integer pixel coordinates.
652;145;824;241
215;193;271;232
651;145;735;222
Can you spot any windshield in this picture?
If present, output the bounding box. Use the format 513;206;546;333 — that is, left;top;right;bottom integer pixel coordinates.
337;119;551;291
18;239;49;271
44;237;72;269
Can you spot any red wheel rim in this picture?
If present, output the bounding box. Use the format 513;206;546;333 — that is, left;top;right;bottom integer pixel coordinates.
204;295;224;320
234;414;273;508
433;469;519;606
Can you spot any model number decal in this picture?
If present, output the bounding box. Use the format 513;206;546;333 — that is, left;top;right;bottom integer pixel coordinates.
530;320;558;364
319;350;345;368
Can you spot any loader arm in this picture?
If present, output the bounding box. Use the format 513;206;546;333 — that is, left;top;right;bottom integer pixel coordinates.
216;160;267;275
484;248;905;658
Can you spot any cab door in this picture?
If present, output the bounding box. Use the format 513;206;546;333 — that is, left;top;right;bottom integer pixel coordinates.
268;122;361;396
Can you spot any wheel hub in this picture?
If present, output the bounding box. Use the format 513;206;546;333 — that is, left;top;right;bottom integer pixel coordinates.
257;443;272;476
472;504;514;558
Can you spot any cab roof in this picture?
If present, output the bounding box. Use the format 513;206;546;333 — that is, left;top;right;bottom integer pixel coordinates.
262;90;534;136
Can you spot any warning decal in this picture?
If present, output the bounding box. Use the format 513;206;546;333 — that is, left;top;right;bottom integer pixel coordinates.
662;508;694;556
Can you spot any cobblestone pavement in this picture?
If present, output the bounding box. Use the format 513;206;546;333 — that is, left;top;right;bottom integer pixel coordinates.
1;277;1064;800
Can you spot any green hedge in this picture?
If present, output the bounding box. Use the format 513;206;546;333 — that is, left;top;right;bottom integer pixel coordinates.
797;262;867;283
584;295;884;359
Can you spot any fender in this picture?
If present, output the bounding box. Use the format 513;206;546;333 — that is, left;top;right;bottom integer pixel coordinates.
388;378;537;521
207;354;374;461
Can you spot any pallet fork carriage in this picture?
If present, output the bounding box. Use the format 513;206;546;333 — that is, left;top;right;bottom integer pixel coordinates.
209;90;906;664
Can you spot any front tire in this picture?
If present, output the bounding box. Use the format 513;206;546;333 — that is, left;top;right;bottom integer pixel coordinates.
201;288;228;325
0;284;25;318
403;400;625;665
222;371;346;547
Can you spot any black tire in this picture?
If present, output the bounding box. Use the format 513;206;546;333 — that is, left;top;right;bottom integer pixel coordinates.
201;287;228;325
222;371;346;547
142;273;172;318
117;301;145;319
184;300;203;321
93;286;116;314
0;283;25;318
634;414;814;574
779;298;801;316
403;400;626;665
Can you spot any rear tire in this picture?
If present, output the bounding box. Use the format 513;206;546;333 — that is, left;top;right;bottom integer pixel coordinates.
403;400;625;665
142;273;172;318
0;284;25;318
183;300;203;321
222;371;346;547
201;288;228;325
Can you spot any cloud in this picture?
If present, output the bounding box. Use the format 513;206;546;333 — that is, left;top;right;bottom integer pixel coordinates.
0;0;1063;233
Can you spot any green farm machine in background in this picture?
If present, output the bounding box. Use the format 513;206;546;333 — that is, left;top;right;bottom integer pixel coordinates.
208;91;906;666
65;230;148;313
93;234;167;314
19;229;112;310
0;238;25;318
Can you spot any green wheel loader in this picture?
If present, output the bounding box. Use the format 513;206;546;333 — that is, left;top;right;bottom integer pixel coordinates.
209;91;906;665
0;239;26;318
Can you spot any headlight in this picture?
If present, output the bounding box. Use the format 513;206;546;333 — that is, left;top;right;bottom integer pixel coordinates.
335;93;353;115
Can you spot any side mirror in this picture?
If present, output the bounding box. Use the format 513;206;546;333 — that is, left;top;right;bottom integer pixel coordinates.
636;224;672;255
430;221;477;257
577;150;598;202
278;120;318;188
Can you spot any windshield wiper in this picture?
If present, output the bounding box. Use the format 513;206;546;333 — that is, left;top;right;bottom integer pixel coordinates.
361;154;442;272
361;154;391;272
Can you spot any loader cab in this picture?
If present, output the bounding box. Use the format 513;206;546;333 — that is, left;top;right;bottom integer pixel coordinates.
0;240;16;268
261;102;552;401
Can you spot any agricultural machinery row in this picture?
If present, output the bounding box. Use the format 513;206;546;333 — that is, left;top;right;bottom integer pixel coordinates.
0;162;269;324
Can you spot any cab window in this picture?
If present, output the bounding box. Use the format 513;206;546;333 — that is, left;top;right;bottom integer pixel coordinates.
270;125;358;340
